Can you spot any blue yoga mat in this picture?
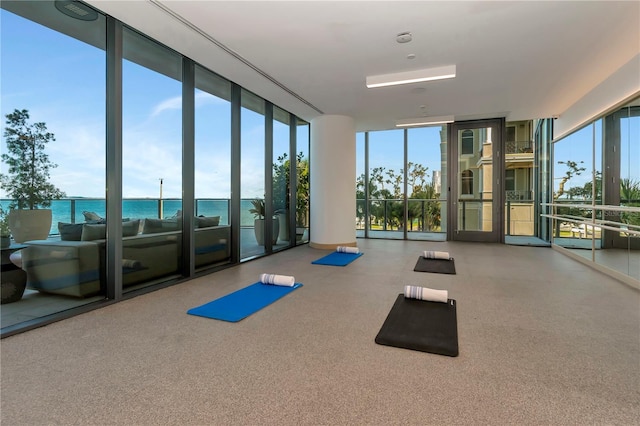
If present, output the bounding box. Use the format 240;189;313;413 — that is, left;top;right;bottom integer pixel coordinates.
187;282;303;322
311;251;363;266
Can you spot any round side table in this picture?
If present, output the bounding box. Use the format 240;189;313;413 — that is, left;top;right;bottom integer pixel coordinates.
1;244;27;304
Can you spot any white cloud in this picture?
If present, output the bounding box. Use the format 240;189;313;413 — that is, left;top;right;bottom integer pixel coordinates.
150;92;223;118
150;95;182;118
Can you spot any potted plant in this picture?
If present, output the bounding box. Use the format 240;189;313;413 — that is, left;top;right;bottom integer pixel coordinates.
0;109;65;243
249;198;279;246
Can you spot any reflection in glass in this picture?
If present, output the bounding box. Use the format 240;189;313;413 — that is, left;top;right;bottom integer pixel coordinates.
241;89;266;258
457;127;492;232
0;4;106;328
194;65;232;270
122;27;182;291
272;106;290;252
295;118;310;245
551;98;640;282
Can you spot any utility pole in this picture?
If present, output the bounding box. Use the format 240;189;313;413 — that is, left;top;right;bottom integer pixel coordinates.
159;178;164;219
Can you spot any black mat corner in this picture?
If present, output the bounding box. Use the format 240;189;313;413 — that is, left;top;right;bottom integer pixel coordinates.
413;256;456;274
375;294;459;357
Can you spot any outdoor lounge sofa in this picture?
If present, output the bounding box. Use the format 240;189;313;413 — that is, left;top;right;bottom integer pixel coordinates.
20;219;230;298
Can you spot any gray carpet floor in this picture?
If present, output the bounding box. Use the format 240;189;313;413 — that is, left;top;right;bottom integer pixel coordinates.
1;239;639;425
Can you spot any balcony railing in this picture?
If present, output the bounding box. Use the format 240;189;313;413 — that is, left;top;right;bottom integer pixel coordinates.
505;190;532;201
0;197;304;237
506;140;533;154
356;198;444;232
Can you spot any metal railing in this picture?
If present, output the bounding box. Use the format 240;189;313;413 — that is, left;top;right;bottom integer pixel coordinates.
505;140;533;154
356;198;444;232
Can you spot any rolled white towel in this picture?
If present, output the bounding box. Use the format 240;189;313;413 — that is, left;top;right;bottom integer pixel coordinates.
259;273;296;287
122;259;142;269
337;246;360;254
404;285;448;303
423;250;450;260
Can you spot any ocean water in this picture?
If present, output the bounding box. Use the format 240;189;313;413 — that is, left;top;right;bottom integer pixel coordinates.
1;198;258;235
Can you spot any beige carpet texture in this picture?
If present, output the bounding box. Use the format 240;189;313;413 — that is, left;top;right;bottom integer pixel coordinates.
1;239;639;425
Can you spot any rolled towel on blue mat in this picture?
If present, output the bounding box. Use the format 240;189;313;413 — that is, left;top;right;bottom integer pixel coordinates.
423;250;451;260
404;285;448;303
337;246;360;254
259;273;296;287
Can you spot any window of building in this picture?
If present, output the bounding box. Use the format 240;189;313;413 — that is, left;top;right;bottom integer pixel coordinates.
505;169;515;191
461;169;474;195
461;130;474;155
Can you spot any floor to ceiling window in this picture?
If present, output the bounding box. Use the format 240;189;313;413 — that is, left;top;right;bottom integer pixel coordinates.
407;126;447;240
295;118;310;245
194;65;232;270
355;132;366;237
240;89;266;259
356;125;447;241
368;129;405;239
121;27;183;292
272;106;290;252
0;2;106;328
504;120;535;237
0;1;310;337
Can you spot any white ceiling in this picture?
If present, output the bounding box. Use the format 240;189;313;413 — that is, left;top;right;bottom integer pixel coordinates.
87;0;639;132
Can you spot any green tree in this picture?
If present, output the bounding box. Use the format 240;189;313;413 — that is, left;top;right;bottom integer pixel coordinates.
272;151;309;227
0;109;65;209
554;160;586;200
620;178;640;228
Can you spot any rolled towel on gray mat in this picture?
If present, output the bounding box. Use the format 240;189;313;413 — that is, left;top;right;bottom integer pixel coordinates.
259;273;296;287
404;285;448;303
423;250;451;260
337;246;360;254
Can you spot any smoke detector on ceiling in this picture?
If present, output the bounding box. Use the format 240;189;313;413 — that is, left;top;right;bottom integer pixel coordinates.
396;32;412;43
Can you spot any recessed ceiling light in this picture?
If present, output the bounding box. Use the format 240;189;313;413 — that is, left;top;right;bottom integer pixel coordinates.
396;32;412;43
367;65;456;88
407;53;416;60
396;115;455;128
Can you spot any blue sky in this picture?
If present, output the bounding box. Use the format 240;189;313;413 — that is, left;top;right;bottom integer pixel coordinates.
2;8;637;203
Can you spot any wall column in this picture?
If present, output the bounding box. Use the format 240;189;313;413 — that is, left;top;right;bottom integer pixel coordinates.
309;115;356;249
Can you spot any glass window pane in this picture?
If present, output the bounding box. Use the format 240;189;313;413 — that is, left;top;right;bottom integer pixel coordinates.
241;89;265;258
122;27;182;291
356;132;365;236
0;3;106;326
295;118;309;245
194;65;231;270
369;129;404;239
407;126;447;240
272;106;290;251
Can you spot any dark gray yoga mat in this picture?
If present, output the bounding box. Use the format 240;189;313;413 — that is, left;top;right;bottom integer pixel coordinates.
413;256;456;274
375;294;459;357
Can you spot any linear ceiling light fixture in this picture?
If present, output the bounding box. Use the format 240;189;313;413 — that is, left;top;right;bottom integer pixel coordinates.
396;115;455;128
367;65;456;88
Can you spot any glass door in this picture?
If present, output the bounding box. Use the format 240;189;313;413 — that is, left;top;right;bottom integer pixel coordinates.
449;119;504;242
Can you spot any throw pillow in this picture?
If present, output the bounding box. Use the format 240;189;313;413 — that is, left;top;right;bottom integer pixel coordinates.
122;219;141;237
82;211;103;222
81;223;107;241
141;218;180;234
196;215;220;228
58;222;84;241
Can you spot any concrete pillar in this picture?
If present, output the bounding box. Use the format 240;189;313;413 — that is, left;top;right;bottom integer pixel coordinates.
309;115;356;249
